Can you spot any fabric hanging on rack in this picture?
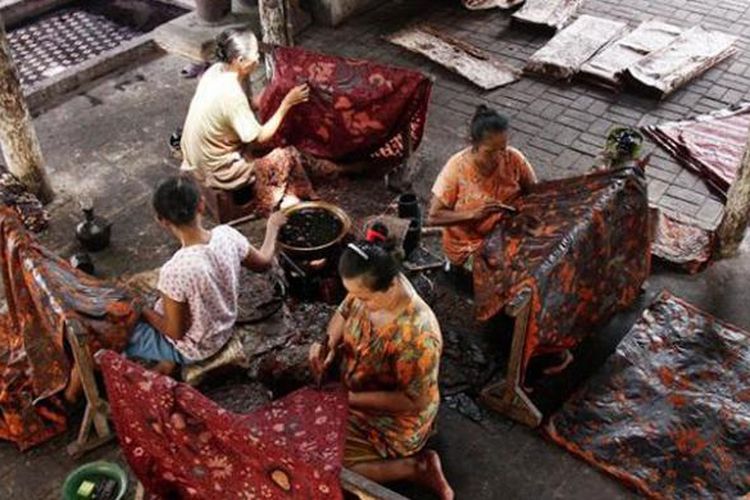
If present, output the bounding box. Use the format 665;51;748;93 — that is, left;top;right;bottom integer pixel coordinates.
259;46;432;167
101;351;349;499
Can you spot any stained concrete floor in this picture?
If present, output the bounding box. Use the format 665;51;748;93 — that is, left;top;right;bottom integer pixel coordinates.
2;0;750;498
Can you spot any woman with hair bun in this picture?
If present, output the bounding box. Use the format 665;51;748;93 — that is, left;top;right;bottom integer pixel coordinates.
427;104;538;270
180;28;318;212
309;226;453;500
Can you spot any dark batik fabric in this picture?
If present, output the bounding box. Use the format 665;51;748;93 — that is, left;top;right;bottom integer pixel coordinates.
0;208;139;450
101;351;348;499
259;46;432;166
548;291;750;499
473;167;651;377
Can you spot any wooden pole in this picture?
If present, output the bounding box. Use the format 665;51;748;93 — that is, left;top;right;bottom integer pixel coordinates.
0;19;53;203
258;0;292;47
716;131;750;257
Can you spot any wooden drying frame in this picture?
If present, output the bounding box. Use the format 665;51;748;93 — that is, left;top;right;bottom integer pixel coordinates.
479;287;543;428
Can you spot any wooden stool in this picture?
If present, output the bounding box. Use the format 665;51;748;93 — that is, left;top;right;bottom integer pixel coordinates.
198;182;256;224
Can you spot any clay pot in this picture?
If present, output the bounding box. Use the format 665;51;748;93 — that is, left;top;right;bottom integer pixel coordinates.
195;0;231;22
398;192;421;221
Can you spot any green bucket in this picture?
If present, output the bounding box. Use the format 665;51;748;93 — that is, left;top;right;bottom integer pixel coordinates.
61;461;128;500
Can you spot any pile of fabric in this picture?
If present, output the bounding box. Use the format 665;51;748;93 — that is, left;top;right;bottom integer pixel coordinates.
100;351;348;499
643;103;750;197
259;46;432;167
473;167;651;379
0;166;48;232
0;208;139;450
548;291;750;498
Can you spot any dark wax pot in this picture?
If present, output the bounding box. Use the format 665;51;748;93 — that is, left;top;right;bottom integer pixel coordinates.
280;208;344;249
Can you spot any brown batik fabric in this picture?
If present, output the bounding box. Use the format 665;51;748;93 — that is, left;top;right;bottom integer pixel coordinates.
473;167;651;378
547;291;750;498
0;208;139;450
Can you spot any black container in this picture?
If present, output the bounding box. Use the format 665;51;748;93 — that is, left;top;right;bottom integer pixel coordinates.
403;219;421;258
70;253;95;275
398;193;421;221
195;0;230;22
75;203;112;252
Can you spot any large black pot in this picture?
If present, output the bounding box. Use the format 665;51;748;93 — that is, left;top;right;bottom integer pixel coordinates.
278;201;352;262
195;0;230;22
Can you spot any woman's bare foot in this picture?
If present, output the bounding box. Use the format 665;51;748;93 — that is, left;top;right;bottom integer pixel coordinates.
417;450;454;500
543;349;573;376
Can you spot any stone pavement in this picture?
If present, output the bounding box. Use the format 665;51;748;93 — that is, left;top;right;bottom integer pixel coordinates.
299;0;750;231
2;0;750;498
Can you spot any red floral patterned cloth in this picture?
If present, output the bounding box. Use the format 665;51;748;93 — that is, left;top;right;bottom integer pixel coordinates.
100;351;349;499
259;46;432;166
0;208;139;450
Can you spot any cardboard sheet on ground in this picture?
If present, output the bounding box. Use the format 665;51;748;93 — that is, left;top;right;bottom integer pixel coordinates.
386;24;521;90
101;351;348;499
461;0;524;9
525;15;627;81
0;208;139;450
473;168;650;377
259;46;432;166
625;26;737;97
511;0;584;30
580;20;683;90
548;291;750;498
643;103;750;197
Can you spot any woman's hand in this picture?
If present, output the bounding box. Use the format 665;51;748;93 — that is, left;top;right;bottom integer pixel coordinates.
309;341;335;385
267;211;288;236
471;201;506;221
281;84;310;111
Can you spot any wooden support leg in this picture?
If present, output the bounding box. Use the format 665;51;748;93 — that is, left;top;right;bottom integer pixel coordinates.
480;288;543;427
340;468;410;500
65;322;114;458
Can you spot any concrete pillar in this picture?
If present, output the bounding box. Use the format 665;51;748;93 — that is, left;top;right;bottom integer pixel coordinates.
716;132;750;257
0;19;53;203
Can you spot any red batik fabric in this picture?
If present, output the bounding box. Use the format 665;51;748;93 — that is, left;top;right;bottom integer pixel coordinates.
259;46;432;166
548;291;750;498
0;208;139;450
643;102;750;197
100;351;349;499
473;167;650;379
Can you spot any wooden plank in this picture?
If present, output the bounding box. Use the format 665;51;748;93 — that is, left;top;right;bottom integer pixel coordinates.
340;468;410;500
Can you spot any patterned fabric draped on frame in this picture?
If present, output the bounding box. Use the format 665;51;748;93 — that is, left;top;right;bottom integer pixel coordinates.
259;46;432;166
473;167;651;378
101;351;349;499
0;208;139;450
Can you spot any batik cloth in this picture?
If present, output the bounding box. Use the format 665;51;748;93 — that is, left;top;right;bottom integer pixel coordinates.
0;167;48;232
431;146;537;266
259;46;432;166
100;351;349;499
0;208;139;450
473;167;650;379
548;291;750;498
338;276;442;460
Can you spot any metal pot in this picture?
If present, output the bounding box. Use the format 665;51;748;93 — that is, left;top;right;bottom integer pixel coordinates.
278;201;352;262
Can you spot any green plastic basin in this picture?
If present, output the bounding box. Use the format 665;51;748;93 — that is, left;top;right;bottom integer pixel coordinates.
61;461;128;500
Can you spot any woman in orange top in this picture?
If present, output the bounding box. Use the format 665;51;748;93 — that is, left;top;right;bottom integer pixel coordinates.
309;228;453;500
428;105;538;269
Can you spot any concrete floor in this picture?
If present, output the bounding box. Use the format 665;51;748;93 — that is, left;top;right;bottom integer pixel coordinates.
2;0;750;498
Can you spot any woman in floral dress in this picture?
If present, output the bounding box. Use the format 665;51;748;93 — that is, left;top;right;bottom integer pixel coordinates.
309;228;453;500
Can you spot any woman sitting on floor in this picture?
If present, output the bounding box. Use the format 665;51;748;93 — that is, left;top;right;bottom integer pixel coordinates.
180;28;328;214
427;104;538;272
128;175;285;374
308;228;454;500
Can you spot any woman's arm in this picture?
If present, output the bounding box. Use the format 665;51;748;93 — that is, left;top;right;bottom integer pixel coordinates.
242;212;287;271
142;295;189;340
348;389;429;414
427;196;504;227
255;84;309;144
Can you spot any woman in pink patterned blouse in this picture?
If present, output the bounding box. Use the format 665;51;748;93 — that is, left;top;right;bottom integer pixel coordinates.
127;175;286;375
